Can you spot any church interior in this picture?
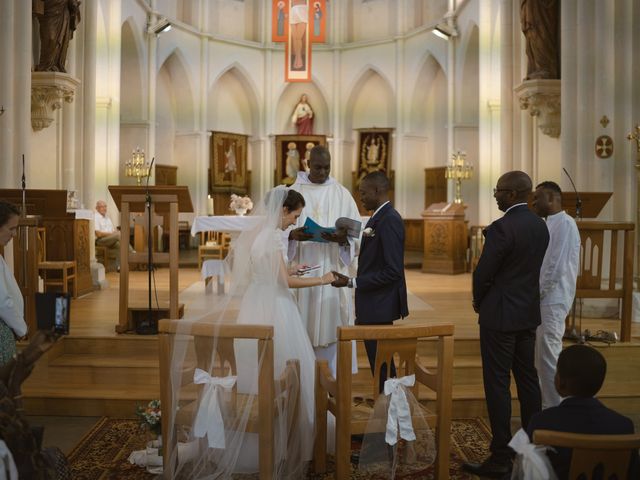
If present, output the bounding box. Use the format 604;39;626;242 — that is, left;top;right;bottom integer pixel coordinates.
1;0;640;477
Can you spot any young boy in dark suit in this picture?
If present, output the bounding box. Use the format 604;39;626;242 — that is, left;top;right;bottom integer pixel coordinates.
527;344;638;479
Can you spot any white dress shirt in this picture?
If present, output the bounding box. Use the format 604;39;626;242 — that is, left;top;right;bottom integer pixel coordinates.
539;210;581;308
0;255;27;337
94;211;115;234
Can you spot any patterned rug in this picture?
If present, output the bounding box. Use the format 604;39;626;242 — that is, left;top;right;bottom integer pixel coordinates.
68;417;491;479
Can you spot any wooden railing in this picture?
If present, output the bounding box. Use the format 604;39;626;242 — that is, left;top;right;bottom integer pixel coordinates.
468;221;635;341
576;221;635;342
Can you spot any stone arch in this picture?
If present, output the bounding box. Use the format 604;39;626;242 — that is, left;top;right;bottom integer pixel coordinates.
274;79;330;135
343;65;395;140
208;62;261;136
120;17;145;121
456;20;479;124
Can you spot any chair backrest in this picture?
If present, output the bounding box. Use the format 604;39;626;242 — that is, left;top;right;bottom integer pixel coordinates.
158;319;301;478
336;323;454;480
338;324;454;399
533;429;640;479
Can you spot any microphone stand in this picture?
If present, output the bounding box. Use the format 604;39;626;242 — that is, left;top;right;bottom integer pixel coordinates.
563;168;584;343
20;155;28;292
138;158;156;334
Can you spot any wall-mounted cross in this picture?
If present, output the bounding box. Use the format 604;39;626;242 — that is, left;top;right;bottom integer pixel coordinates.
272;0;327;82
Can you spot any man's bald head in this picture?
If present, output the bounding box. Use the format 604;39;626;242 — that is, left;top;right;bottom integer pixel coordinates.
499;171;532;196
494;171;532;212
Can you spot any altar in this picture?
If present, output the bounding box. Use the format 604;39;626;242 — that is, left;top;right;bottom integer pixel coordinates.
190;215;262;236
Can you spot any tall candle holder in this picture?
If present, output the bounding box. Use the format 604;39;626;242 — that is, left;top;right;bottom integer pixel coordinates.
445;150;473;204
125;146;151;186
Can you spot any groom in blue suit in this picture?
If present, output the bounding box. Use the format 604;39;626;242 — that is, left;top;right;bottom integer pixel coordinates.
332;171;408;392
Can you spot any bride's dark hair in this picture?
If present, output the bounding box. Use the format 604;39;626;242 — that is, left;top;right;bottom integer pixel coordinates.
283;189;305;212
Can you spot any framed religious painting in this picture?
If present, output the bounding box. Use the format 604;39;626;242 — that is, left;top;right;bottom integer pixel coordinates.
272;0;289;42
210;131;249;193
272;0;327;82
355;128;394;187
275;134;326;186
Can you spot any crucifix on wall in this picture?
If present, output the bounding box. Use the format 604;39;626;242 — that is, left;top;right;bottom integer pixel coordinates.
272;0;327;82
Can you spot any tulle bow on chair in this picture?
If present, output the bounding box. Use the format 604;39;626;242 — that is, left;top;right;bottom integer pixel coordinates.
384;375;417;445
192;369;237;449
509;428;557;480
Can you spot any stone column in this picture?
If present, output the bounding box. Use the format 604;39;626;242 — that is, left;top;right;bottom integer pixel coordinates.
0;1;15;186
16;0;32;181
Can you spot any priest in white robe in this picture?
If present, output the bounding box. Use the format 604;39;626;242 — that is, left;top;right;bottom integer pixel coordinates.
289;145;361;374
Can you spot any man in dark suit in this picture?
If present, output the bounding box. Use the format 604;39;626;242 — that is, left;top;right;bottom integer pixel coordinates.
527;344;638;480
463;171;550;477
332;171;408;392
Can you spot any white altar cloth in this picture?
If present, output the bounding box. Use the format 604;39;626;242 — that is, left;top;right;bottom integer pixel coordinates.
191;216;263;236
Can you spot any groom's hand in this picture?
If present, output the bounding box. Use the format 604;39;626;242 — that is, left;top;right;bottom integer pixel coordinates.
321;228;348;245
331;271;349;288
289;226;313;242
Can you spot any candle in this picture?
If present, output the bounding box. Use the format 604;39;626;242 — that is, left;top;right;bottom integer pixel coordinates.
207;195;214;216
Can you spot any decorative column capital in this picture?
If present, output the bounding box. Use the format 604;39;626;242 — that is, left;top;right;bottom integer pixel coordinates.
31;72;80;131
514;79;561;138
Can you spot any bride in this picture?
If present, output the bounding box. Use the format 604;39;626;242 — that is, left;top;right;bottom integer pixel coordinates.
169;187;335;479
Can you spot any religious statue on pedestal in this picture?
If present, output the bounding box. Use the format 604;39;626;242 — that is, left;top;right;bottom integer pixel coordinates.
291;94;314;135
33;0;82;73
520;0;559;80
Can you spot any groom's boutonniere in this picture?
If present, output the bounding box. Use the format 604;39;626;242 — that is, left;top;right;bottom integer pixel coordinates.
362;227;376;238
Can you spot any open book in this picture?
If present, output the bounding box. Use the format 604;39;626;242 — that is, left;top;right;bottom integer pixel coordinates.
302;217;362;243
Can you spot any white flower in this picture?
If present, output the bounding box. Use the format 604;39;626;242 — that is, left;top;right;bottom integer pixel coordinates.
363;227;375;237
229;194;253;211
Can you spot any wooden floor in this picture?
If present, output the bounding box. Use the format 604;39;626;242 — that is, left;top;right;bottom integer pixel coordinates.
69;266;640;340
22;264;640;418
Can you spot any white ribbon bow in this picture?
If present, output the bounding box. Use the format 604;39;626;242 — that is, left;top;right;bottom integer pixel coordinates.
508;429;558;480
192;369;237;449
383;374;417;446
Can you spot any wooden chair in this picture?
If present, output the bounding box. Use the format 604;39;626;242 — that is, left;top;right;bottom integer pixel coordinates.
533;429;640;479
158;319;300;479
314;323;454;479
575;222;634;341
198;231;225;269
36;227;77;298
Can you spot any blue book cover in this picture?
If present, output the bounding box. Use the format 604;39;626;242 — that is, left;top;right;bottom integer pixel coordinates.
303;217;336;243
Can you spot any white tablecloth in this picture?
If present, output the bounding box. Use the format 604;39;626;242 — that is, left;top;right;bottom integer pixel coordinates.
191;216;263;236
202;259;226;294
69;209;94;220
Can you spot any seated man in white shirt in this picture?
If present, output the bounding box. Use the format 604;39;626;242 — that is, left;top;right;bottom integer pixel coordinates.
94;200;133;270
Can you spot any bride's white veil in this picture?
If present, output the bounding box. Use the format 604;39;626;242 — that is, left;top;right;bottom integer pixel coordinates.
166;185;308;479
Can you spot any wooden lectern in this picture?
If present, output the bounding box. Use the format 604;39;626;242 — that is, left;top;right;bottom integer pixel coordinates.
108;186;193;334
0;189;92;296
422;202;468;274
527;192;612;219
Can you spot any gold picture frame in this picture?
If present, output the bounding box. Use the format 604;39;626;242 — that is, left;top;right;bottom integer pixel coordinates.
274;134;327;185
210;131;249;194
355;128;393;187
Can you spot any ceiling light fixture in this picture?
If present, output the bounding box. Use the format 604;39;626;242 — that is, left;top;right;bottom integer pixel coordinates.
432;22;457;40
149;17;172;35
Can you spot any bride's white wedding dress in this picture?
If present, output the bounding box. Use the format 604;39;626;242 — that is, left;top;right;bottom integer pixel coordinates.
234;228;316;473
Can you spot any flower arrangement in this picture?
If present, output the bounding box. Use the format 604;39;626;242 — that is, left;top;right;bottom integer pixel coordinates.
136;399;161;436
229;194;253;214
